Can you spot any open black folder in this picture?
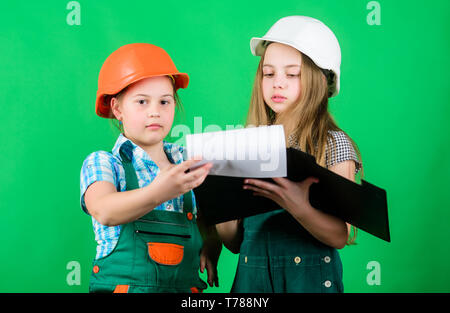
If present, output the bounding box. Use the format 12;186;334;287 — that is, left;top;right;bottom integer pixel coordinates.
193;148;390;242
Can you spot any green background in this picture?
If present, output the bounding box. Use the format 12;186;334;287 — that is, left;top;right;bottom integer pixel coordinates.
1;0;449;292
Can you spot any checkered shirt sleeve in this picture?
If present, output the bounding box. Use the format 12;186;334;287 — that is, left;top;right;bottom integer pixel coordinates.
80;151;121;214
326;131;362;174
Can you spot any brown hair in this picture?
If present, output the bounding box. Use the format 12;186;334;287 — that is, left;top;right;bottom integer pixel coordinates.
246;45;362;245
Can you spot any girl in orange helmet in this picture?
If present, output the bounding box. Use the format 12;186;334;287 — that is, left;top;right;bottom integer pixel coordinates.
80;43;221;293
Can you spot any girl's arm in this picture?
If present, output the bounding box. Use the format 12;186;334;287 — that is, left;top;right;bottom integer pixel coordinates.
84;160;212;226
243;160;356;249
328;160;356;237
198;217;222;287
215;219;243;254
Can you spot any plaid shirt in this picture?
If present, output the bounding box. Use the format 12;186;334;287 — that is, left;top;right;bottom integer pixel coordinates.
288;130;362;174
80;134;196;259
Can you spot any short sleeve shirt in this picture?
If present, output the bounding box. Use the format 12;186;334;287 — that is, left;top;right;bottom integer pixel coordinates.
288;130;362;174
80;134;197;259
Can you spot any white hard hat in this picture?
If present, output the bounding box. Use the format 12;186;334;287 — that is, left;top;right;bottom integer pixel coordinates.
250;16;341;97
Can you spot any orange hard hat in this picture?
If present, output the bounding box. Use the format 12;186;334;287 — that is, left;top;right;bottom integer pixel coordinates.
95;43;189;118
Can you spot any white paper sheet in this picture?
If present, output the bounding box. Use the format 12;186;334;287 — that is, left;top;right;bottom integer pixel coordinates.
185;125;287;178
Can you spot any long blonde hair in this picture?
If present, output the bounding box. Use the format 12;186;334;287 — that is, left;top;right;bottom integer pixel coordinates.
246;45;362;245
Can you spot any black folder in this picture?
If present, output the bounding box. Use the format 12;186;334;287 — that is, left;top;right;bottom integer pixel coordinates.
193;148;390;242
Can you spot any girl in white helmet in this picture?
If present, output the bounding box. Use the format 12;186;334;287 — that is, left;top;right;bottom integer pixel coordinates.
216;16;362;293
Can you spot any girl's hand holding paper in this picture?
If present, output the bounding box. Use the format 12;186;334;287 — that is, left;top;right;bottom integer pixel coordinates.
152;158;213;204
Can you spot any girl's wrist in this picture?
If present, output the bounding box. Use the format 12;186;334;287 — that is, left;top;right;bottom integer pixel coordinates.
142;181;165;210
286;201;315;221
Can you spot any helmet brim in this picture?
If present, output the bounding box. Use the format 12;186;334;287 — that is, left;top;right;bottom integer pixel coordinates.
95;72;189;119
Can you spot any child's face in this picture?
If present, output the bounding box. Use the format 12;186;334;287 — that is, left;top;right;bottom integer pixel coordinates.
262;43;302;113
112;76;175;148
